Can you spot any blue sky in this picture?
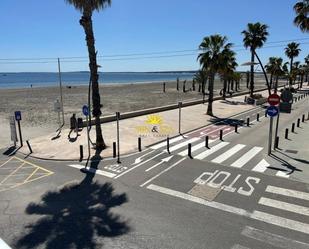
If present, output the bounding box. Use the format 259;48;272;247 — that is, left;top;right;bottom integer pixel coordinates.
0;0;308;72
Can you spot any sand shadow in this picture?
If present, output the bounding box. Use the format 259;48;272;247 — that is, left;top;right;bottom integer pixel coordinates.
220;100;247;106
15;151;130;249
209;116;245;127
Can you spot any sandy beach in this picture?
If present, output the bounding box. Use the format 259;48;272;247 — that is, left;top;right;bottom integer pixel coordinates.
0;77;275;146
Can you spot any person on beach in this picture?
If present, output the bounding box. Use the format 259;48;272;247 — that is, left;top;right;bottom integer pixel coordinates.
68;114;78;140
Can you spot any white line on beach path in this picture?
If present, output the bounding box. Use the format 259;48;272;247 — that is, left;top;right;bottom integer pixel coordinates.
67;164;116;178
114;151;165;179
252;159;270;173
265;186;309;201
0;238;12;249
194;142;229;160
150;136;183;150
133;150;156;165
241;226;309;249
164;137;200;153
178;140;213;156
211;144;246;164
276;170;290;178
258;197;309;216
230;146;263;168
140;158;186;187
251;210;309;235
146;184;309;235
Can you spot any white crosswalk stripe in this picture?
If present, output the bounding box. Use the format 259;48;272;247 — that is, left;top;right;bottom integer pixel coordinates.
150;136;183;150
230;244;250;249
241;226;309;249
265;186;309;201
252;159;269;173
276;170;290;178
164;137;200;153
178;140;212;156
211;144;246;164
195;142;229;160
231;147;263;168
258;197;309;216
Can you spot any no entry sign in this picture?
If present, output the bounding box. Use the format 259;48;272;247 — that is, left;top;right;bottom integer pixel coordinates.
268;94;280;106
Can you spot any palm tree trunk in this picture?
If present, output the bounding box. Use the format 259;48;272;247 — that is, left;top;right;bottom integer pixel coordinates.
223;79;227;99
254;51;271;96
207;74;214;116
275;75;279;94
270;73;273;89
80;9;106;150
289;58;293;88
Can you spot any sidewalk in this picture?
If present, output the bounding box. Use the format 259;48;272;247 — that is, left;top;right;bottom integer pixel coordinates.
15;89;267;161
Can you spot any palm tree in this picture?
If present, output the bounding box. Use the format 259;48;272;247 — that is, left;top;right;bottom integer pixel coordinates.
305;54;309;82
219;50;237;99
242;22;269;97
233;72;242;91
194;70;208;95
271;57;285;93
293;0;309;33
265;57;277;89
65;0;111;150
285;42;301;88
198;35;233;116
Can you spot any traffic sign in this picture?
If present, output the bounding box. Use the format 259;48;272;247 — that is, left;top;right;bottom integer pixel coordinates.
281;90;293;103
14;111;22;121
266;106;279;117
82;105;89;116
268;94;280;106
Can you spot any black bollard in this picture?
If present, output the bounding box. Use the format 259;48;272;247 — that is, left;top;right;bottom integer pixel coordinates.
205;136;209;149
247;117;250;127
275;137;279;149
79;145;83;162
220;130;223;141
235;124;238;133
265;111;267;117
285;128;289;139
292;123;295;132
163;82;166;93
167;136;170;154
302;114;305;122
188;143;192;158
257;113;260;121
113;142;116;158
297;118;300;127
138;137;142;152
26;140;33;154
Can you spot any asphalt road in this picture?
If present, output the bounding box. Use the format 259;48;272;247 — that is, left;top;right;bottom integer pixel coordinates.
0;92;308;249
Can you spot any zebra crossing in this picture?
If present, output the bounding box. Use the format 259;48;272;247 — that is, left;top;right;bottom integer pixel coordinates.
231;185;309;249
150;136;290;178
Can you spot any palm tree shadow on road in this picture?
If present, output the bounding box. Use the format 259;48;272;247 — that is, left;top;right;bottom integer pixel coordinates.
15;149;130;249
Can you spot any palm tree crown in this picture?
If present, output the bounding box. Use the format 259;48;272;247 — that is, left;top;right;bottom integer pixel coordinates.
242;23;269;51
285;42;301;59
65;0;111;12
293;0;309;32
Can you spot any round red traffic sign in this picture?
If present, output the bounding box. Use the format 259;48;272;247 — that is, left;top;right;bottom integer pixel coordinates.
268;94;280;106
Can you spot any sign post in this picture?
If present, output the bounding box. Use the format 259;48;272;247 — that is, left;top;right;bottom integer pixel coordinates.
82;105;90;157
178;102;182;134
116;112;120;163
266;105;279;155
14;111;23;147
9;116;17;147
54;99;62;128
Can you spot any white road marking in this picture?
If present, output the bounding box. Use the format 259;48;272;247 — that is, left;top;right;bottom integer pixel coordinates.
259;197;309;216
178;140;213;156
211;144;246;164
140;158;186;187
133;150;156;165
146;184;251;216
164;137;200;153
0;238;12;249
231;245;251;249
114;152;165;179
241;226;309;249
266;186;309;201
230;147;263;168
194;142;229;160
150;136;183;150
68;164;116;178
145;155;173;172
276;170;290;178
251;210;309;235
252;159;270;173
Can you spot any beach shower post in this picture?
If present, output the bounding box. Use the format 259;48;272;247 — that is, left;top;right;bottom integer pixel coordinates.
57;58;65;127
116;112;121;163
178;102;182;134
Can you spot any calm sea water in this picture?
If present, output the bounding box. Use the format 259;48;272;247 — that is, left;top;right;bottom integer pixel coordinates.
0;72;195;89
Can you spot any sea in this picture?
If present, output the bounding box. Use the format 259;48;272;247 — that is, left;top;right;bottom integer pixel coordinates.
0;72;196;89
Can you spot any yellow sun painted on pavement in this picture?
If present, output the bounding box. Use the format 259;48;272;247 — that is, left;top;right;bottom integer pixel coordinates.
145;115;163;125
